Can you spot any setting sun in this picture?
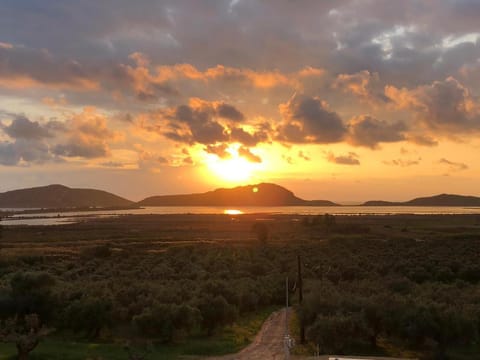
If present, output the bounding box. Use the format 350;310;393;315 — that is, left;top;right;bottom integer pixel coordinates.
202;144;264;183
206;155;256;182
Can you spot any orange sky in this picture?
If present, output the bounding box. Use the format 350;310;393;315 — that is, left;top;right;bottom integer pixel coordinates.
1;1;480;202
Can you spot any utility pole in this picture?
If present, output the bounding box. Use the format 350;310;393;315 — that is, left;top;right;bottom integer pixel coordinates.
284;276;290;360
297;254;305;344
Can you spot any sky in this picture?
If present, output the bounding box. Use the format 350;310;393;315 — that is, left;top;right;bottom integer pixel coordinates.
1;0;480;202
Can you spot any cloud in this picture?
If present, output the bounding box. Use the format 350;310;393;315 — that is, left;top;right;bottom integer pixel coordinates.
53;107;116;158
1;115;53;140
386;77;480;135
0;45;99;90
383;158;421;167
204;143;231;159
139;98;270;148
439;158;468;171
277;94;347;144
238;146;262;163
154;63;323;89
0;139;54;166
229;126;269;147
298;151;310;161
114;53;179;101
405;134;439;147
333;70;390;103
347;115;406;148
100;161;126;168
326;151;360;165
216;103;245;121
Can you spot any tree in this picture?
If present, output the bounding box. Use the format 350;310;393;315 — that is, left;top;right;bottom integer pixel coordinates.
197;295;237;336
133;303;200;341
307;313;366;354
62;297;112;339
10;272;55;321
251;222;269;244
323;214;336;234
0;314;52;360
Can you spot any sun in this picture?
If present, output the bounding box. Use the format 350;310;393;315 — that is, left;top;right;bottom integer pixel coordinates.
207;156;255;182
203;145;263;183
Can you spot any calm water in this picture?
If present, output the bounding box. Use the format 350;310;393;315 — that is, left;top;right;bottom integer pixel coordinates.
2;206;480;226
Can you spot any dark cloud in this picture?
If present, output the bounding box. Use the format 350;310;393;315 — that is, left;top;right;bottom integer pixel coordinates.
216;103;245;121
146;99;269;148
0;139;53;166
1;116;52;139
278;94;347;144
0;111;117;165
347;115;406;148
53;142;108;158
204;143;231;159
238;146;262;163
326;152;360;165
2;0;480;92
0;45;98;90
162;102;228;145
229;127;269;147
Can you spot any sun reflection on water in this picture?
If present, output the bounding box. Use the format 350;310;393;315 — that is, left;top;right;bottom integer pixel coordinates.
224;209;244;215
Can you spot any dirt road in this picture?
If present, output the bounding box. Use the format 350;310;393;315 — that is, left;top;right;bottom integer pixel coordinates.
208;308;289;360
205;308;415;360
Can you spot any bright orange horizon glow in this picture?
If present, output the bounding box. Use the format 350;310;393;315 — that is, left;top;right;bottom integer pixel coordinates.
203;145;264;184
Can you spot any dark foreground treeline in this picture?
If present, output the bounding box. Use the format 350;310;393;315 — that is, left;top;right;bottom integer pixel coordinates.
298;216;480;359
0;244;290;340
1;214;480;359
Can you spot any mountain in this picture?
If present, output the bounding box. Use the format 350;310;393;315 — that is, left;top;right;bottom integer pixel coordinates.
0;184;134;209
363;193;480;207
138;183;338;206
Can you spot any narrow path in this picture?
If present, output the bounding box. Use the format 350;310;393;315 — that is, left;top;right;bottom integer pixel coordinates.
208;308;288;360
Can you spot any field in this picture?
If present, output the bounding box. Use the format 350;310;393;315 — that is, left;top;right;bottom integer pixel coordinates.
1;213;480;359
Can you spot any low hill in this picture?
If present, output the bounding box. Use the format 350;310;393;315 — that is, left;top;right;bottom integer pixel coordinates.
363;193;480;206
138;183;338;206
0;184;134;209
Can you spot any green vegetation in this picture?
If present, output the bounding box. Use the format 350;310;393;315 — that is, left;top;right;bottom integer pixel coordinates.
1;213;480;359
0;306;276;360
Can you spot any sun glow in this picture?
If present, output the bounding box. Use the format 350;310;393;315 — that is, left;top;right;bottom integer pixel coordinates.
224;209;243;215
204;145;263;183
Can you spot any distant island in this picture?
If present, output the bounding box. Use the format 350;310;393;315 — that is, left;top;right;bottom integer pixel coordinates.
2;184;480;210
138;183;338;206
0;184;134;209
363;193;480;207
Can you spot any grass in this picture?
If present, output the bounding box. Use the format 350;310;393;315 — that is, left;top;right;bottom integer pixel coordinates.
0;306;279;360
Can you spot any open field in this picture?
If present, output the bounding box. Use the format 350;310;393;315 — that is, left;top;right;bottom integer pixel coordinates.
1;213;480;359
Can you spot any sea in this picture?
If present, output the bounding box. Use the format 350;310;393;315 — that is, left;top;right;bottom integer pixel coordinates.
2;206;480;226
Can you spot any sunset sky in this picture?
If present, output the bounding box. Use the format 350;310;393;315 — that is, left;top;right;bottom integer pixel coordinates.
1;0;480;202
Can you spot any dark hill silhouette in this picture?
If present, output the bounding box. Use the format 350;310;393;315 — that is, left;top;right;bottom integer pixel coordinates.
138;183;337;206
363;193;480;206
0;184;134;208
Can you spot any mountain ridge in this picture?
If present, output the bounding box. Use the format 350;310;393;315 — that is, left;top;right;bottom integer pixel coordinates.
0;184;134;209
363;193;480;206
1;184;480;209
138;183;337;206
